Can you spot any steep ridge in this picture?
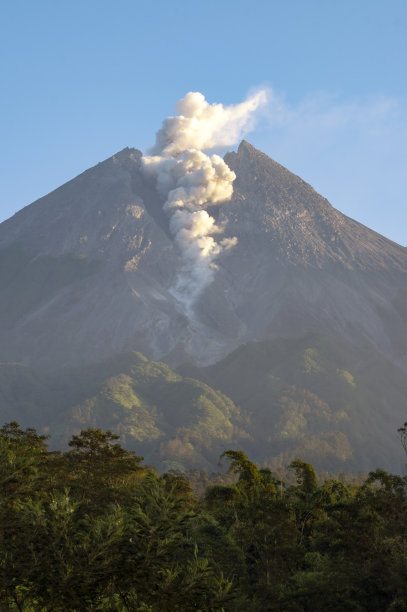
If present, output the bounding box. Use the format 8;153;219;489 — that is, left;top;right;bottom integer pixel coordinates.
224;141;406;271
0;142;406;371
194;141;407;370
0;149;181;367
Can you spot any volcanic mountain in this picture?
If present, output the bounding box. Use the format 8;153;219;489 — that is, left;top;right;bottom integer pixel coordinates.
1;141;406;372
1;142;406;472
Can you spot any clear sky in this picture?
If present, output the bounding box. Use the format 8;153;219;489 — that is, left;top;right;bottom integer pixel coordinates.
1;0;406;245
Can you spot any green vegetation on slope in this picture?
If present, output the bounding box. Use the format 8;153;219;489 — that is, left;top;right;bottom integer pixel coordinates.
1;333;406;473
180;332;407;472
0;352;246;472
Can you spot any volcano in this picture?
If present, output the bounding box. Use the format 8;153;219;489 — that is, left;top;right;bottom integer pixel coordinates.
1;142;406;472
1;141;406;372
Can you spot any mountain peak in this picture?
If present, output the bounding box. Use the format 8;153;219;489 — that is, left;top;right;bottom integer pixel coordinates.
0;141;406;371
112;146;141;159
237;139;253;152
222;141;406;272
234;139;299;175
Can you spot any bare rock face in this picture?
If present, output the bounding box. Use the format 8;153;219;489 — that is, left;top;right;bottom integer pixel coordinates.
0;142;406;371
199;142;407;369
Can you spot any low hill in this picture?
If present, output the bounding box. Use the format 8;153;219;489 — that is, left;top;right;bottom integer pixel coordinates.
0;352;247;472
180;332;407;473
1;337;406;473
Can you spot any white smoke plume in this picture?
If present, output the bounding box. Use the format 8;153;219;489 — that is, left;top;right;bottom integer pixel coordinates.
142;90;267;310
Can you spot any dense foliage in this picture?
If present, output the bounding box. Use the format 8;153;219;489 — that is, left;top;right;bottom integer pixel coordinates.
1;422;406;610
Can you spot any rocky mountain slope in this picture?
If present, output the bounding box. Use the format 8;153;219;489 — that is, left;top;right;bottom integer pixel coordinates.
1;142;407;473
1;141;406;373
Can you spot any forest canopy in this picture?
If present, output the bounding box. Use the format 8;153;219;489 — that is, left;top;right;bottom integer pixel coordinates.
1;422;406;611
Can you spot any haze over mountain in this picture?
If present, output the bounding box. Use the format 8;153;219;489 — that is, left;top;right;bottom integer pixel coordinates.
1;140;406;472
1;141;406;371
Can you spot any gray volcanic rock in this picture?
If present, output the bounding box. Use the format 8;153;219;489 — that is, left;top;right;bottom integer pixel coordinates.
0;142;406;371
0;148;181;367
198;142;407;369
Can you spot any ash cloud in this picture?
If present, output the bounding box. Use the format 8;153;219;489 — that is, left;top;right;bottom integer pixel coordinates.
142;91;266;311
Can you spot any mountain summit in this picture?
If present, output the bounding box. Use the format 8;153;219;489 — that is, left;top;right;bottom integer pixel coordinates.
0;142;406;371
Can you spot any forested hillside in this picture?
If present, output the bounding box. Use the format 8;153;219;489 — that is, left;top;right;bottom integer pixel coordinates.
0;352;247;472
181;332;407;473
1;335;407;474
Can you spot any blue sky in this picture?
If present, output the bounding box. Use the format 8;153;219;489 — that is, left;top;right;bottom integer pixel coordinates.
1;0;406;244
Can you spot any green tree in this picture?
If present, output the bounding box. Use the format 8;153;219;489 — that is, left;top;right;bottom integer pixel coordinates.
64;428;144;506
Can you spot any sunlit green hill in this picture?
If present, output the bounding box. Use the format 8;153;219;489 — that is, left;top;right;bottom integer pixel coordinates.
180;332;407;473
0;352;246;472
1;334;406;473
